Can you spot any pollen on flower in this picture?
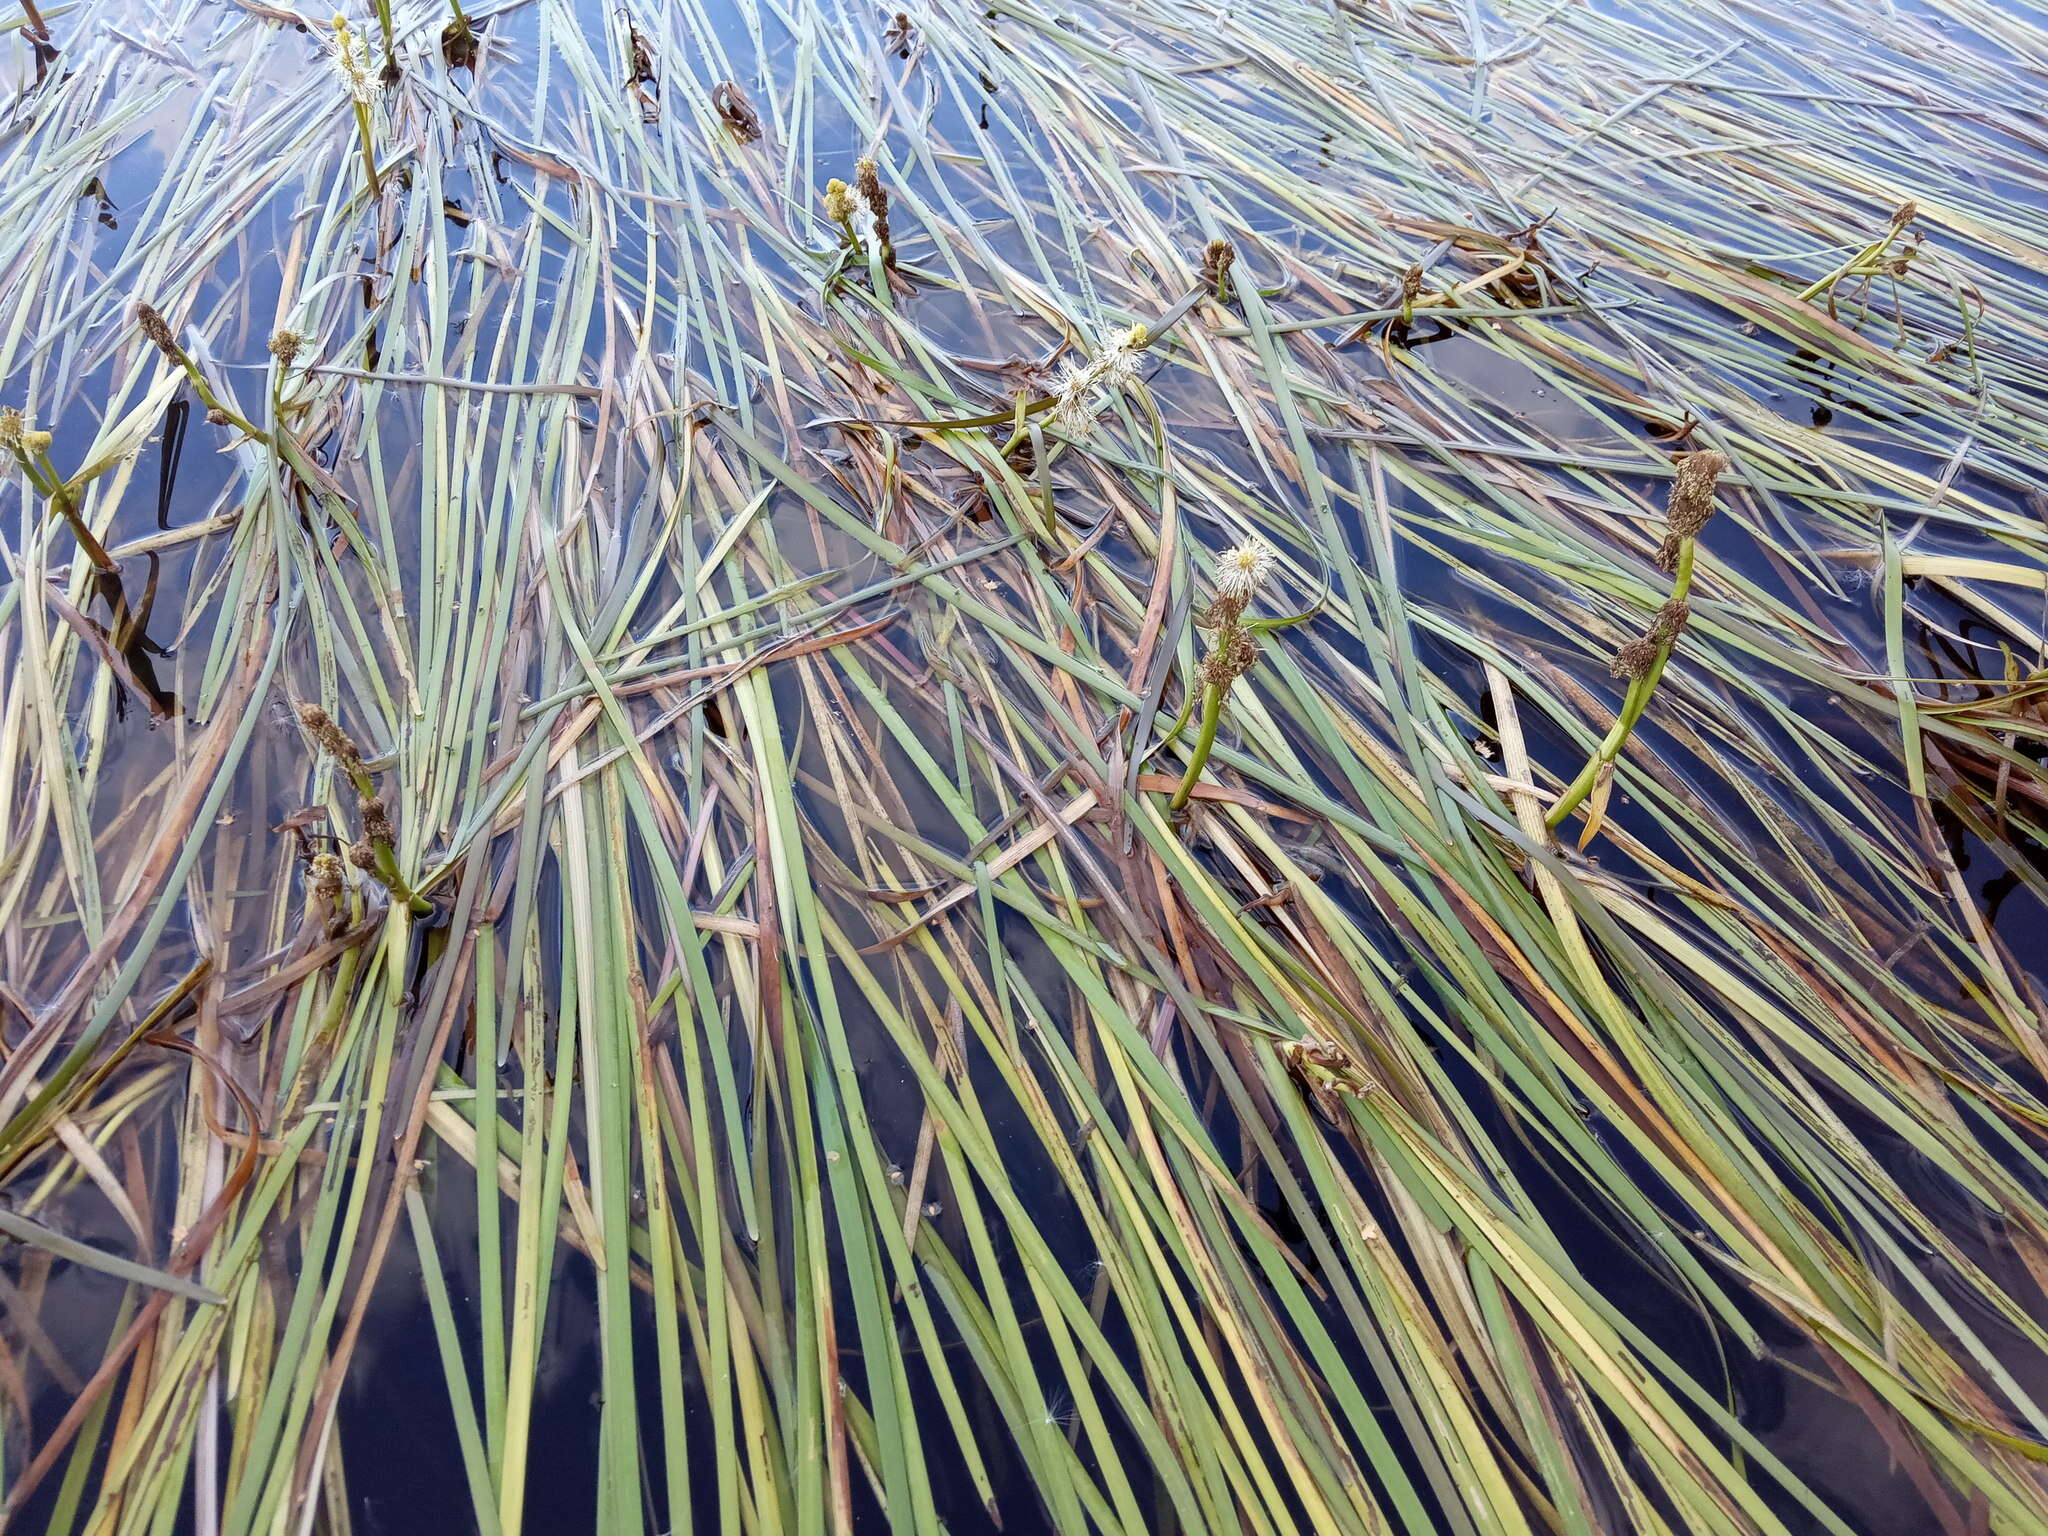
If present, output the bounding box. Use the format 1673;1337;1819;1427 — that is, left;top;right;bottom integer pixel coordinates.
308;852;345;903
1100;331;1145;390
1045;324;1150;437
823;178;856;227
327;15;375;105
1214;540;1275;601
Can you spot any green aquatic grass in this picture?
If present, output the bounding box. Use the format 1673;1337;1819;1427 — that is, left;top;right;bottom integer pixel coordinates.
1;0;2047;1532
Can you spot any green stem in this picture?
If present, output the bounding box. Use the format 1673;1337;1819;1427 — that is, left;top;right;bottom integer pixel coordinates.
1141;687;1199;768
16;450;117;572
1545;541;1697;830
354;99;380;198
374;0;397;75
1167;682;1224;815
1794;216;1910;304
995;394;1032;459
370;839;433;915
161;343;265;440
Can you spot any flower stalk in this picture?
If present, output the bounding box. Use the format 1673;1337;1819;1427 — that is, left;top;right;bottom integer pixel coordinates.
999;323;1149;457
1795;202;1919;309
1168;541;1274;815
136;304;264;438
299;703;432;914
1546;450;1727;831
1;407;118;572
329;15;380;195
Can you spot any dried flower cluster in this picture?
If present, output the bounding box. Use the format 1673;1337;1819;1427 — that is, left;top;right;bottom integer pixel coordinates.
0;406;49;458
308;851;345;905
359;794;395;849
300;702;430;913
298;702;369;784
136;302;181;362
1202;238;1236;298
1610;598;1691;681
1657;449;1727;569
854;157;893;263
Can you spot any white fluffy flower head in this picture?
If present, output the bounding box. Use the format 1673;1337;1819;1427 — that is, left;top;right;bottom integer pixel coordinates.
1099;324;1147;389
1214;540;1275;601
328;15;375;105
1046;324;1149;437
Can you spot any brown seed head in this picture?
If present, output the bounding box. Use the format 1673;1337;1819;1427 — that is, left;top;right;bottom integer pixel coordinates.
1609;635;1657;682
361;795;395;846
1200;623;1257;691
1609;599;1692;681
1202;238;1237;288
205;407;231;427
346;840;376;872
269;330;304;364
136;303;181;360
298;701;366;772
855;157;892;252
1656;449;1727;570
0;407;22;454
1198;590;1247;630
309;852;345;903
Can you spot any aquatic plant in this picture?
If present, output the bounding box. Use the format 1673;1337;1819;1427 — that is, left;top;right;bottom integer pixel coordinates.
1168;539;1276;814
1;0;2047;1533
1547;447;1725;834
1;405;116;572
